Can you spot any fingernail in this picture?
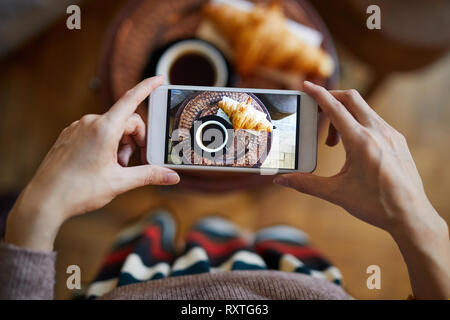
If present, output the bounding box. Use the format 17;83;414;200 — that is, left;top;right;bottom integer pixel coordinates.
273;177;289;187
303;80;315;87
164;172;179;184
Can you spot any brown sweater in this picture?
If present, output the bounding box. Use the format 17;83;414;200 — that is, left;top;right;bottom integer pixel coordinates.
0;243;351;300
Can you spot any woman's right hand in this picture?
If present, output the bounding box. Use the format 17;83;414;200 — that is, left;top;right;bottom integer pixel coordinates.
275;81;445;240
274;81;450;299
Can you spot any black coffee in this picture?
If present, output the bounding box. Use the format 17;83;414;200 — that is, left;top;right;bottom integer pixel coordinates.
169;52;216;86
200;123;226;150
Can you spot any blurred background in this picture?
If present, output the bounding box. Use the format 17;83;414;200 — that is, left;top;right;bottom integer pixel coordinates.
0;0;449;299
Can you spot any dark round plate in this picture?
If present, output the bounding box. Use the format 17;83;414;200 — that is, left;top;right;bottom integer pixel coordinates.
100;0;339;192
172;90;272;168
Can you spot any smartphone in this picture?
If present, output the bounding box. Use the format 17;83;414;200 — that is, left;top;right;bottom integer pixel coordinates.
147;85;318;174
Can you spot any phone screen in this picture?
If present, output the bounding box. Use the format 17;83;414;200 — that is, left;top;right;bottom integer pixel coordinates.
165;88;300;170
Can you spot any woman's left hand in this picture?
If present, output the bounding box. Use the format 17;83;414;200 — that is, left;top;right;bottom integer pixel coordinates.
5;76;179;252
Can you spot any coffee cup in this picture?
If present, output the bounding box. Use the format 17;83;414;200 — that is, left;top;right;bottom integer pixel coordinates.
195;120;229;153
156;39;228;86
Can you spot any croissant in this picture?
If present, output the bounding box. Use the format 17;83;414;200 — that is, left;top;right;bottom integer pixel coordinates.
218;96;273;132
203;2;334;78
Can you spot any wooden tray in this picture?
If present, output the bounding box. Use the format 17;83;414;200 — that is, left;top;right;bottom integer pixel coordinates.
100;0;339;192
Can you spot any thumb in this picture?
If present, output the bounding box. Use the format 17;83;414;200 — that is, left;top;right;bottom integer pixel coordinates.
274;173;335;201
119;165;180;192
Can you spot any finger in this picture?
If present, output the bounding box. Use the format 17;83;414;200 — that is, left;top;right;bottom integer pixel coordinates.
274;173;337;201
106;75;164;124
120;165;180;191
121;114;146;165
122;113;146;147
329;90;375;126
78;114;100;127
303;81;360;139
118;135;136;167
326;122;340;146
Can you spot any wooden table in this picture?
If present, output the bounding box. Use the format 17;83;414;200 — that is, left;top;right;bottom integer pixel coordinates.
310;0;450;98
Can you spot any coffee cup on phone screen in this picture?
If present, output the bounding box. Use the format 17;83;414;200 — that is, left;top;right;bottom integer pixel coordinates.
195;120;229;153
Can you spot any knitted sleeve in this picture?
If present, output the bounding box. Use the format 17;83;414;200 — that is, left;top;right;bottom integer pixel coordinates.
0;242;56;300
